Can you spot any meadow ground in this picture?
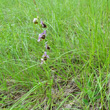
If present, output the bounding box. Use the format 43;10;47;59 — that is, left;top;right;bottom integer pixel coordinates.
0;0;110;109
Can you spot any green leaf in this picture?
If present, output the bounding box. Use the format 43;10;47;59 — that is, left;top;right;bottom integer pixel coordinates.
88;81;92;87
83;98;89;105
94;95;101;101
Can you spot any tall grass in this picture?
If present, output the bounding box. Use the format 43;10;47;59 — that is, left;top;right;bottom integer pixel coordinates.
0;0;110;109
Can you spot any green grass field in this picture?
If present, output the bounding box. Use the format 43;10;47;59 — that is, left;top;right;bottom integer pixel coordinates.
0;0;110;109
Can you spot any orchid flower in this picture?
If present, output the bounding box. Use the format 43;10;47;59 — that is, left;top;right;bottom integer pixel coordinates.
38;30;46;42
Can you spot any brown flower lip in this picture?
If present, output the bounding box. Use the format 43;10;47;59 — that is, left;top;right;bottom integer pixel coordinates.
45;43;50;50
44;56;47;61
41;34;46;39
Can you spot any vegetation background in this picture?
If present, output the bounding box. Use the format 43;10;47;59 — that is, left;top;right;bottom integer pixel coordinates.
0;0;110;109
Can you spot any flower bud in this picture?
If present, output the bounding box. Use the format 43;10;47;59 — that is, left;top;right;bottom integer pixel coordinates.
33;18;38;24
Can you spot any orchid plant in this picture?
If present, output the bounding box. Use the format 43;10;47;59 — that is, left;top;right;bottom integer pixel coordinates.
33;17;50;64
